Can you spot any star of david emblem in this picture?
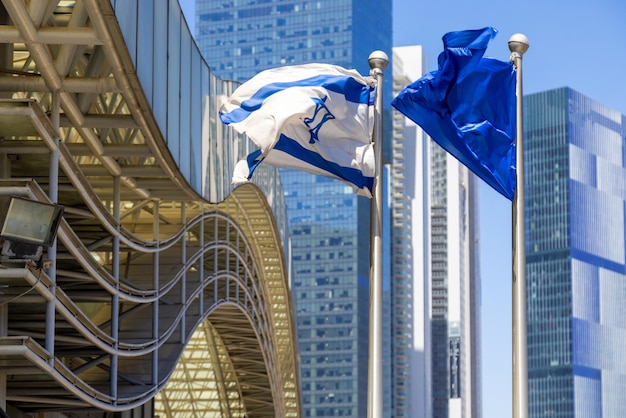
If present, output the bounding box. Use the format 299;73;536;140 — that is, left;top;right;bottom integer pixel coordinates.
303;96;335;144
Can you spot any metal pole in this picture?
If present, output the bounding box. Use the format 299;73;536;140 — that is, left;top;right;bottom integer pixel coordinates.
111;176;120;398
153;200;160;386
46;92;60;359
0;304;6;411
181;203;187;343
199;205;205;315
509;33;529;418
367;50;388;418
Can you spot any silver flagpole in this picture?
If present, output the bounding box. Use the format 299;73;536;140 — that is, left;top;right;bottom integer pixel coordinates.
367;50;388;418
509;33;529;418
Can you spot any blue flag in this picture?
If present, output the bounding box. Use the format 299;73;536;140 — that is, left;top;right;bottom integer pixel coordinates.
220;64;376;197
392;27;516;200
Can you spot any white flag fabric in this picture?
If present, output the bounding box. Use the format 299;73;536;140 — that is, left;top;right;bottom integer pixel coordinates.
219;63;376;197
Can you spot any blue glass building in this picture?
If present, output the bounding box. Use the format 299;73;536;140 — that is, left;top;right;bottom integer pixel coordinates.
195;1;393;417
195;1;390;86
525;87;626;417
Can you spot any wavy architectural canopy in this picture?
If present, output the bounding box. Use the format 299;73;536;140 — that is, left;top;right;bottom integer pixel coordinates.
0;1;298;417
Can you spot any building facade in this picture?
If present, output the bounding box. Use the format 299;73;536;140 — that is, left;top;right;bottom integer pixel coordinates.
393;46;482;418
194;1;393;417
391;46;425;418
195;0;390;86
525;87;626;417
0;1;300;417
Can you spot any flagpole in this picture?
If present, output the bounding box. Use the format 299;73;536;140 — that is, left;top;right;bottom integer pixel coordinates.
509;33;529;418
367;50;388;418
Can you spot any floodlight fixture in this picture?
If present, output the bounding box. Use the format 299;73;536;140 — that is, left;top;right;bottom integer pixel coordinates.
0;196;64;265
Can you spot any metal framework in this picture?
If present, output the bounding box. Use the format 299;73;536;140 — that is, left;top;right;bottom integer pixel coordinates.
0;1;300;417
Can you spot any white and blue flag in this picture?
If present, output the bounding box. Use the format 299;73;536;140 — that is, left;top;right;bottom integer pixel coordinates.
219;63;376;197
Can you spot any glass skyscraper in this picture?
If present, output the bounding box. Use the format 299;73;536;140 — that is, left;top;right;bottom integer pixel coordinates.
525;87;626;417
195;0;391;86
194;1;393;417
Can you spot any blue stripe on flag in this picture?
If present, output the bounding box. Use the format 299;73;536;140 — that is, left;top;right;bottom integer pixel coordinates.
272;133;373;192
245;149;264;179
221;74;373;125
243;134;373;193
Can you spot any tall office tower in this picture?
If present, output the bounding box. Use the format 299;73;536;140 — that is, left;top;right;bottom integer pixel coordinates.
525;88;626;418
195;1;391;85
393;46;482;418
391;46;425;418
195;1;393;417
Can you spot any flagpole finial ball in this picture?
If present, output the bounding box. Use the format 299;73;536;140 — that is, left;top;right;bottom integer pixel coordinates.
508;33;529;55
368;51;389;71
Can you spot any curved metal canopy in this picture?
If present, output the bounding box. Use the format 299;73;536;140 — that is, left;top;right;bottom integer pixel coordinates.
0;1;300;417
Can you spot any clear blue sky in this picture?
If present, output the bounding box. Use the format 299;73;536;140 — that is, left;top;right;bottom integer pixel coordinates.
180;1;626;417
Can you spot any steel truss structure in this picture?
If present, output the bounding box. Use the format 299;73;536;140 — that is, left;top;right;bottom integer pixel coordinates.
0;1;300;417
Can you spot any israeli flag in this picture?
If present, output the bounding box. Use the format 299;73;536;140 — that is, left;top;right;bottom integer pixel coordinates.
219;64;376;197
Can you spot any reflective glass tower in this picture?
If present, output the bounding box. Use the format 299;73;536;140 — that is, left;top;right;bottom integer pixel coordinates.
525;87;626;417
195;1;391;86
194;1;393;417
